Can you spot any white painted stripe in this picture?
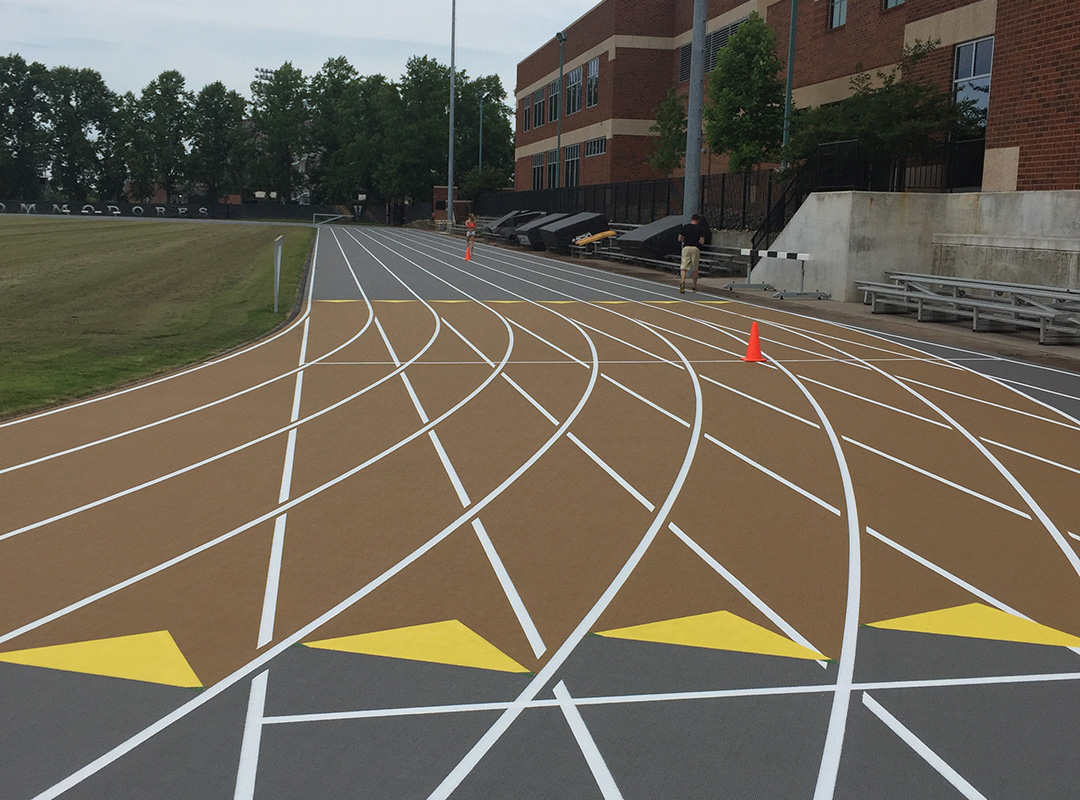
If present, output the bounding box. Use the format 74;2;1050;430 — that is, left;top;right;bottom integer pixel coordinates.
981;438;1080;477
277;429;298;504
553;682;626;800
669;523;828;666
502;375;560;425
232;671;269;800
374;317;403;368
264;669;1080;725
288;371;305;425
842;436;1032;519
704;433;841;516
442;317;496;367
431;430;471;507
471;518;546;658
797;374;951;429
995;374;1080;404
256;515;288;649
601;374;691;428
899;376;1080;431
862;693;989;800
567;433;656;512
575;319;685;370
699;374;820;428
507;317;591;367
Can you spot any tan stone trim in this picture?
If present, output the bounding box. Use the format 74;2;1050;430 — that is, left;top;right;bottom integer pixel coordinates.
982;146;1019;192
792;66;896;109
672;0;768;47
905;0;996;49
514;118;656;159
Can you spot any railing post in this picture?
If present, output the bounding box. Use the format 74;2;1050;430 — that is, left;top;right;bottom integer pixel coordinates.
720;173;726;228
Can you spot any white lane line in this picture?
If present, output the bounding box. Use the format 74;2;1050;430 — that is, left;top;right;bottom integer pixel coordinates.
862;693;989;800
507;317;591;368
471;518;546;659
567;433;656;512
842;436;1032;519
704;433;841;517
981;438;1080;477
601;374;691;428
263;669;1080;725
548;319;684;370
0;230;322;433
899;376;1080;432
29;240;601;800
669;523;829;666
797;374;952;429
432;431;471;507
699;374;820;428
232;670;269;800
442;317;496;367
502;375;560;425
553;681;626;800
994;374;1080;404
257;516;289;649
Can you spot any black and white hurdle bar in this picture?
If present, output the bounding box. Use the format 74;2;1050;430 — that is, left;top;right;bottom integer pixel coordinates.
724;248;829;300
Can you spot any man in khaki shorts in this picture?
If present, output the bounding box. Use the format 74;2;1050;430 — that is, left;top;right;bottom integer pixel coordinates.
677;213;707;293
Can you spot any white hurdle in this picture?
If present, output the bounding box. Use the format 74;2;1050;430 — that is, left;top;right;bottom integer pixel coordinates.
736;248;829;300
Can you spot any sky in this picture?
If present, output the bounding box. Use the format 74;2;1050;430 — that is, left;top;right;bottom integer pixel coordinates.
2;0;594;107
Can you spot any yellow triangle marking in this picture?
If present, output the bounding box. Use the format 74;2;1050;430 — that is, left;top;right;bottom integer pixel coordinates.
595;611;826;660
0;631;202;687
867;603;1080;648
304;620;530;673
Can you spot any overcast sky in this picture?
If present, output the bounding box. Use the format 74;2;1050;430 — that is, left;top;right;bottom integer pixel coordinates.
3;0;593;107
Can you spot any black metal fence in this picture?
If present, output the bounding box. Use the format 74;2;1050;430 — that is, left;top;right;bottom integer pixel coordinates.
475;170;778;229
806;138;986;193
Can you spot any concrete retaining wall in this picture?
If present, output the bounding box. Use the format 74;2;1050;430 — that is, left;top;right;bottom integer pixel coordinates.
756;190;1080;302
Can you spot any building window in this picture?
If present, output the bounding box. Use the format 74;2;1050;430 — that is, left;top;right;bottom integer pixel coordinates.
584;137;606;157
565;66;582;115
829;0;847;28
546;149;558;189
586;57;599;108
564;143;580;187
680;19;746;82
954;36;993;127
883;0;904;8
548;79;560;123
531;154;544;190
522;95;531;132
532;88;545;128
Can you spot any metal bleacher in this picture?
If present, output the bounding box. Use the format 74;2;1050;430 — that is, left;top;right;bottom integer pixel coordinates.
856;271;1080;344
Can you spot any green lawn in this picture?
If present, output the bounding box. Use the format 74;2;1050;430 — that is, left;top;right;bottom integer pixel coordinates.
0;217;314;419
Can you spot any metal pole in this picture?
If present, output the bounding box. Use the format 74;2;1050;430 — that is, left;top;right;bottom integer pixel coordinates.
479;94;483;169
781;0;798;169
448;0;457;225
556;31;567;189
273;235;283;313
682;0;707;219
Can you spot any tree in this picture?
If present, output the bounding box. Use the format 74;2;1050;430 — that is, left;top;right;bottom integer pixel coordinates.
139;70;192;200
189;81;248;202
456;74;514;192
0;54;51;199
251;62;310;203
309;56;367;204
45;66;116;199
703;12;785;174
784;41;983;168
648;87;687;176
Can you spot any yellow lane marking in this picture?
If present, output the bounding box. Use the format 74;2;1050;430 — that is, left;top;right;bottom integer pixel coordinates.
304;620;530;673
596;610;827;661
867;603;1080;648
0;631;202;687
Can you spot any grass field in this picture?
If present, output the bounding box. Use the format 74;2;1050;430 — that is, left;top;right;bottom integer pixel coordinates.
0;217;314;419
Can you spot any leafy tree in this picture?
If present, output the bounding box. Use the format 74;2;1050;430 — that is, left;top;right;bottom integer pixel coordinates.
458;165;510;199
784;41;983;168
377;55;450;202
309;56;368;204
703;12;785;174
0;54;51;199
189;81;248;202
93;96;132;202
138;70;192;200
45;66;116;199
455;75;514;191
648;87;687;176
251;62;310;203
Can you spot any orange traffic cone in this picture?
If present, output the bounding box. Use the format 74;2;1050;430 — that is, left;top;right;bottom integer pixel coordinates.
742;321;767;362
465;246;471;261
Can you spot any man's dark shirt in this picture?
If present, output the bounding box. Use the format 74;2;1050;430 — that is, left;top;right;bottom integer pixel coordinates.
679;222;706;248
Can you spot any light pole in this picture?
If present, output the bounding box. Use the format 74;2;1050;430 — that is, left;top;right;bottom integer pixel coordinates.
555;30;567;189
682;0;706;219
447;0;457;225
479;92;489;169
782;0;798;168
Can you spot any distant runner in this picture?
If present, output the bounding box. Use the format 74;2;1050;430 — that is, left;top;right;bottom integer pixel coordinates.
465;213;477;260
678;213;706;293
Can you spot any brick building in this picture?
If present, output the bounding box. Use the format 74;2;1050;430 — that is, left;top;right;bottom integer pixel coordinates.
514;0;1080;194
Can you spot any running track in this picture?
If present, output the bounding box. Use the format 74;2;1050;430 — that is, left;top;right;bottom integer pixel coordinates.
3;226;1080;799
